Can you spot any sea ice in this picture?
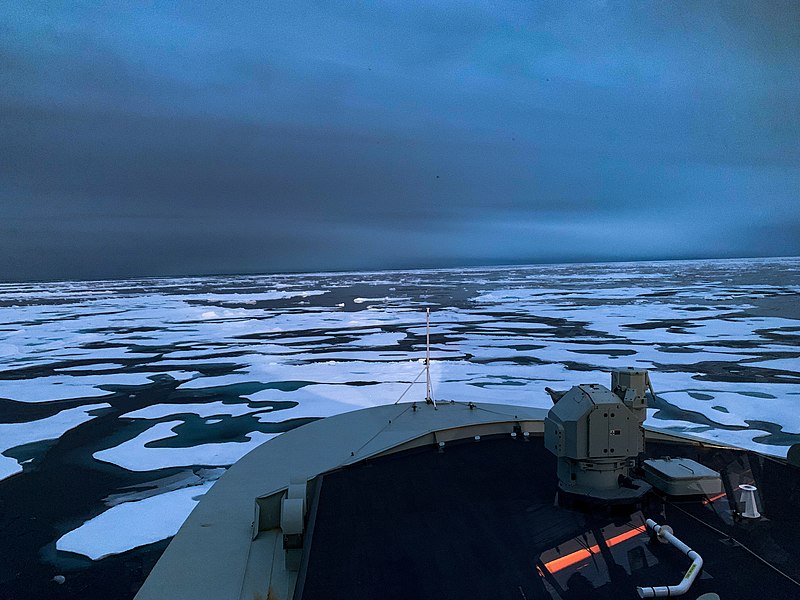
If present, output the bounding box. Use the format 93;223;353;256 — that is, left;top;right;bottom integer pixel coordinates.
93;420;279;471
55;363;126;372
748;358;800;373
56;481;215;560
1;257;798;565
122;401;270;420
0;372;198;403
0;403;111;481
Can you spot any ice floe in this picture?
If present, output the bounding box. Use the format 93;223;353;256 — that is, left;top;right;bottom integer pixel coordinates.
123;400;273;420
56;481;215;560
0;403;111;481
55;363;127;372
93;420;279;471
0;372;198;403
748;358;800;373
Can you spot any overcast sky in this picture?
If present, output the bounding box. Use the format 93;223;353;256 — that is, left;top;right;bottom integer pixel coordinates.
1;1;798;281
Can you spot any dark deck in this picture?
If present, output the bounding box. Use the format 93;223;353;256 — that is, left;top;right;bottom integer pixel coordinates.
298;436;800;600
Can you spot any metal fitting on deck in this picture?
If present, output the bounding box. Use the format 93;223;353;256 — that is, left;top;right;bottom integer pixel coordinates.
636;519;703;598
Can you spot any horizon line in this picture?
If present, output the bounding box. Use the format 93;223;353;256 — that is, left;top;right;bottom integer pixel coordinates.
3;254;799;287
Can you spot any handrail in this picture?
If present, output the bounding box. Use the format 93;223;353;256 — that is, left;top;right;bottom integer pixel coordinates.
636;519;703;598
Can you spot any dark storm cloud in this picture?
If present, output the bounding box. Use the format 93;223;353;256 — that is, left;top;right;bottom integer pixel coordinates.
1;1;798;281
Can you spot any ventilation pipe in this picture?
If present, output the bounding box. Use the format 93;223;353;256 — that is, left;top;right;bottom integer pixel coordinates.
636;519;703;598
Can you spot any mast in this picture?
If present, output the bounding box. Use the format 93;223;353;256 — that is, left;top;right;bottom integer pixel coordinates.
425;307;435;407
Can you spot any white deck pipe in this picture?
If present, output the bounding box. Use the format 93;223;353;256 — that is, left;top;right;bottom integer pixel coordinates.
636;519;703;598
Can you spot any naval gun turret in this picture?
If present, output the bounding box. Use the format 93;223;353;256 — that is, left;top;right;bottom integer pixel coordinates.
544;367;651;503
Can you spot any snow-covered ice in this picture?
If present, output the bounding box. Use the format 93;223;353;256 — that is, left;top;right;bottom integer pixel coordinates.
0;403;111;481
56;481;215;560
93;420;279;471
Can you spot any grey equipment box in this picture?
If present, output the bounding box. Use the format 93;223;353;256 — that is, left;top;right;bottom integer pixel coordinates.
643;457;722;496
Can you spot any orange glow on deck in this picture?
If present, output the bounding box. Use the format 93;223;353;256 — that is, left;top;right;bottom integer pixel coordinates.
702;492;727;505
541;525;647;573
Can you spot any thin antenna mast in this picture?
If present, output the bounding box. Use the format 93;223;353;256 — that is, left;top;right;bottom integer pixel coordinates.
425;308;435;407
